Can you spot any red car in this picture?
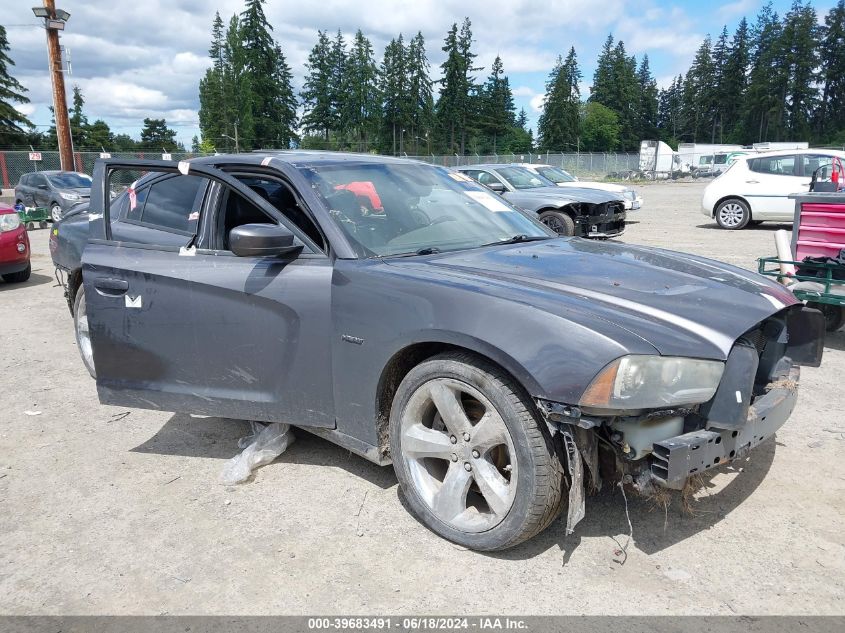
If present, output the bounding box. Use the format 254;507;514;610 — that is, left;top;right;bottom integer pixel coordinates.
0;204;31;283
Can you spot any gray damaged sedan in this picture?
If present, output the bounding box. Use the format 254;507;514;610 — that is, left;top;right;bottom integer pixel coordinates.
455;163;626;238
65;152;823;551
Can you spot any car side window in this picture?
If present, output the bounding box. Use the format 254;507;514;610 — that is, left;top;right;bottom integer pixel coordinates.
460;170;481;182
749;155;797;176
123;175;204;235
801;154;835;178
216;178;320;254
31;174;48;188
476;171;501;186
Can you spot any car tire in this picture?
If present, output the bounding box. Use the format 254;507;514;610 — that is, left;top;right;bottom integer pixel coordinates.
73;286;96;378
715;198;751;230
2;263;31;284
808;302;845;333
538;210;575;236
389;351;565;551
50;203;62;223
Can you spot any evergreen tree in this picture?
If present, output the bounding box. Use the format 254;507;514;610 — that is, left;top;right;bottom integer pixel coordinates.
69;85;88;149
328;30;348;139
682;36;716;141
86;120;113;150
589;36;639;149
343;30;381;151
406;32;434;154
480;55;516;153
710;26;730;142
537;48;580;151
301;31;334;142
589;35;616;107
198;12;227;149
435;18;480;154
819;0;845;140
240;0;297;147
635;55;658;141
722;18;751;141
781;0;820;139
380;36;408;154
744;3;786;142
0;25;34;146
140;118;178;150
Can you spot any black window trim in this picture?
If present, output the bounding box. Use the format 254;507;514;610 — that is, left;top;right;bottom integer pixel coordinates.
215;170;327;255
115;173;210;238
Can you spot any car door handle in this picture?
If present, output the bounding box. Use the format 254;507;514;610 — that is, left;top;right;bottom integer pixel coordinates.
93;278;128;296
745;180;759;184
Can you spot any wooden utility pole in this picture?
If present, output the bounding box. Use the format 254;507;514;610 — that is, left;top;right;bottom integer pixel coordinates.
43;0;73;171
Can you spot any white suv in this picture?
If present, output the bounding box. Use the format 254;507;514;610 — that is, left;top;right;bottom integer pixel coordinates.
701;149;845;229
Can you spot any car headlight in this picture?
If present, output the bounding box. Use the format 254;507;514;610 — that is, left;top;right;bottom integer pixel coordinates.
580;355;724;410
60;192;80;201
0;213;21;232
622;190;636;200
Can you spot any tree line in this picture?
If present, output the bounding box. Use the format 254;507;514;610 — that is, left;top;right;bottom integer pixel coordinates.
2;0;845;153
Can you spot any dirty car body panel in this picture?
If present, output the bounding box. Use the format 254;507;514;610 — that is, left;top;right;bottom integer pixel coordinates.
68;152;823;545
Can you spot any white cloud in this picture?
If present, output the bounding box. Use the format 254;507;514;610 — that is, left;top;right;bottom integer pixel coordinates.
14;103;36;117
512;86;537;97
529;94;546;113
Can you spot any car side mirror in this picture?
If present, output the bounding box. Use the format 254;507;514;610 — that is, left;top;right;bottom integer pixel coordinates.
486;182;505;194
38;183;49;190
229;223;303;258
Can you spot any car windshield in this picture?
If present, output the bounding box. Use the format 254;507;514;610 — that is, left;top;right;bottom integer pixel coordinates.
298;162;553;257
47;173;92;189
495;166;556;189
536;166;577;183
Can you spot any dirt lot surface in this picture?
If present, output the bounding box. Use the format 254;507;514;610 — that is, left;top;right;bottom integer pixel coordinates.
1;181;843;615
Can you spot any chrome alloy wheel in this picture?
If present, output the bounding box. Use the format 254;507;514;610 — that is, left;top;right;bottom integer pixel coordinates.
718;202;746;228
399;377;517;533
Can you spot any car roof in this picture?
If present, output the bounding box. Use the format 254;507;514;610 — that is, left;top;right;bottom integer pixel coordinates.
736;148;845;161
190;150;425;168
454;164;533;170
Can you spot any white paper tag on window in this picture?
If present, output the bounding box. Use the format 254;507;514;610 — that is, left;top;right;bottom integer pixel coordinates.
178;161;190;175
125;295;142;309
465;190;511;212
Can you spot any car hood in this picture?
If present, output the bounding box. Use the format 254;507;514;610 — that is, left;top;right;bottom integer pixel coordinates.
386;238;797;359
513;186;623;204
63;187;91;196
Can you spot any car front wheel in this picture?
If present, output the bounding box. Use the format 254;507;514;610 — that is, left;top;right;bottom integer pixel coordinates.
538;210;575;236
50;203;62;223
389;351;565;551
74;286;96;378
715;198;751;230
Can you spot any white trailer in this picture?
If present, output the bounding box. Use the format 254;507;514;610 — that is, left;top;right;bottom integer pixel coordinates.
751;142;809;151
678;143;745;174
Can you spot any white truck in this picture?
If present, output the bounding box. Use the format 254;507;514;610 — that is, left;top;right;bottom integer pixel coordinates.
638;141;687;179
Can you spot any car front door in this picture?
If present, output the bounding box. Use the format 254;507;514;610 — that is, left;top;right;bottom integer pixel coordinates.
82;160;335;428
30;173;50;207
744;154;804;220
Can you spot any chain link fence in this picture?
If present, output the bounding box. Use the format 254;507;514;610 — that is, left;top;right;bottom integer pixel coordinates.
407;152;641;178
0;149;641;190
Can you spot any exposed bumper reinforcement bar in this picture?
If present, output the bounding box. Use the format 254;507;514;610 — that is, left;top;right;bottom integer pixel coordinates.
650;365;800;489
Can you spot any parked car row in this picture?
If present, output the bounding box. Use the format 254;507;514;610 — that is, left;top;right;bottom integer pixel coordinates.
47;151;822;552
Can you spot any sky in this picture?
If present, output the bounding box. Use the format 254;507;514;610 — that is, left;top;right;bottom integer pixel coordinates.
1;0;835;149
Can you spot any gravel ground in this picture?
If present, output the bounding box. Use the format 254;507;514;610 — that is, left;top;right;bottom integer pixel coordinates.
1;181;843;615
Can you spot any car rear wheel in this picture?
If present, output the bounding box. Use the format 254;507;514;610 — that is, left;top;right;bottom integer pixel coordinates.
538;210;575;236
2;263;31;284
808;301;845;332
74;286;96;378
389;351;565;551
715;198;751;230
50;203;62;223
